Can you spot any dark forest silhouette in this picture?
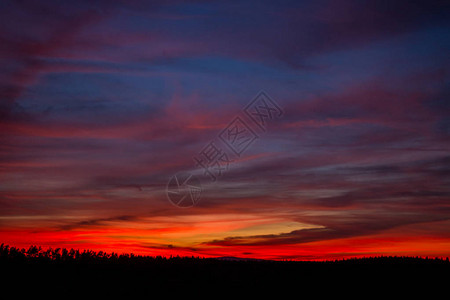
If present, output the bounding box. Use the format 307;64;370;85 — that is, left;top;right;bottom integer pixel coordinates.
1;244;448;296
1;243;449;264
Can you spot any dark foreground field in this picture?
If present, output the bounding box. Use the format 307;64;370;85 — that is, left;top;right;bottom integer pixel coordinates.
1;244;448;296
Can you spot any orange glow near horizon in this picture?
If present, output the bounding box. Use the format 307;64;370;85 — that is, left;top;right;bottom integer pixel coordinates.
2;218;449;260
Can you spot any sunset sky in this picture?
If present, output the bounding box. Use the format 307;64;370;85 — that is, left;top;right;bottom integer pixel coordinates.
1;0;449;260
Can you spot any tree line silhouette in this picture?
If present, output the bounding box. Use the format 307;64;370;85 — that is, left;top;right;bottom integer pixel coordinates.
1;243;448;264
1;243;448;296
0;243;207;263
